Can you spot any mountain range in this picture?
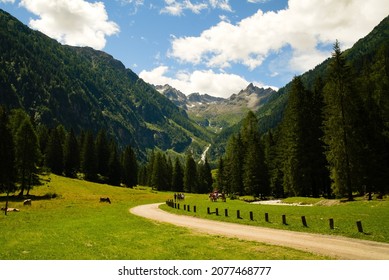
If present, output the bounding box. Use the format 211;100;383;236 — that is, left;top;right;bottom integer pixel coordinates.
155;83;276;131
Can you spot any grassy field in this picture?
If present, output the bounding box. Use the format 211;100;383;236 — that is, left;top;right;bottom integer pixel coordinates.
0;174;330;260
162;193;389;243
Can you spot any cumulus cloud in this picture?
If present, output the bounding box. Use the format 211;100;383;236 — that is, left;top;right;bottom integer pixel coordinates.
139;65;271;98
19;0;120;50
169;0;389;72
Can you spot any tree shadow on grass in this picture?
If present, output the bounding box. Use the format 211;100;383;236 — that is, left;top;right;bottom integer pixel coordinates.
0;193;59;203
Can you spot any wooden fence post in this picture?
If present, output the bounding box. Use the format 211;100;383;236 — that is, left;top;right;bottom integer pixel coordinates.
301;216;307;227
356;221;364;233
225;209;228;217
250;211;254;221
207;207;210;214
237;210;241;219
282;214;287;225
265;213;269;222
187;205;190;212
215;208;219;216
193;205;196;213
329;218;334;230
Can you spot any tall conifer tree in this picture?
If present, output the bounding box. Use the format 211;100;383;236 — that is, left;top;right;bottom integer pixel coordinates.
322;41;364;200
64;129;79;178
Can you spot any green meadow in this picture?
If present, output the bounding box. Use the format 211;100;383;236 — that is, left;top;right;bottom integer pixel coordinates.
0;174;330;260
162;194;389;243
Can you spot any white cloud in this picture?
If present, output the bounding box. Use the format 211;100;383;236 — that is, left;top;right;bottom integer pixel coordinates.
247;0;269;3
19;0;120;50
160;0;208;16
1;0;15;3
139;65;271;98
169;0;389;73
209;0;232;12
160;0;232;16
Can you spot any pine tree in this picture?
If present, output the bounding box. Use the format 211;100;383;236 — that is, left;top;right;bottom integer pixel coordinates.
96;130;110;177
184;153;197;193
150;151;168;191
241;112;269;198
216;157;227;193
81;131;97;181
121;145;138;188
197;157;213;193
45;126;64;175
263;131;280;197
172;158;184;192
107;141;122;186
0;107;16;200
322;41;364;200
14;118;39;196
63;129;79;178
224;134;244;195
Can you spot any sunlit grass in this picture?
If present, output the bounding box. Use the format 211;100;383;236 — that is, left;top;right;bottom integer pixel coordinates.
0;174;329;260
162;194;389;243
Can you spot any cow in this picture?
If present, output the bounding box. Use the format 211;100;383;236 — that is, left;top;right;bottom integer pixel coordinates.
99;197;111;204
23;199;32;206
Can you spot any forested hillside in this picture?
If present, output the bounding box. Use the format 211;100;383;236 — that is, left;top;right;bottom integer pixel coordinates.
0;9;210;158
216;16;389;199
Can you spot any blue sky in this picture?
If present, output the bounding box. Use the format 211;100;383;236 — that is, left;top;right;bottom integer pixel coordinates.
1;0;389;98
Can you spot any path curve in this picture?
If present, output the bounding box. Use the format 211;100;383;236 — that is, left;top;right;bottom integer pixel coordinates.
130;203;389;260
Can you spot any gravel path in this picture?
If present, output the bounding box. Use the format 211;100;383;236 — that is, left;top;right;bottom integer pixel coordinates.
130;203;389;260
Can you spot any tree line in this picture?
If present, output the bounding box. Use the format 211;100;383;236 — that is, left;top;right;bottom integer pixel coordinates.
217;42;389;200
0;108;138;197
138;150;213;194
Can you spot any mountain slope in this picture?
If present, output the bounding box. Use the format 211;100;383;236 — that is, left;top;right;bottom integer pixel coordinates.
0;9;210;157
256;14;389;134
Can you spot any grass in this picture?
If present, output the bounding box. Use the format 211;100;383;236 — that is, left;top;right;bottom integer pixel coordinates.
0;174;329;260
162;194;389;243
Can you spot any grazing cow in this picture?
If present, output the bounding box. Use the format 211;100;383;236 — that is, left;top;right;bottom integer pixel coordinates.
99;197;111;204
23;199;32;206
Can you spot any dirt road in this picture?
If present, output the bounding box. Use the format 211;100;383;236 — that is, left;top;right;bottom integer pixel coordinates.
130;203;389;260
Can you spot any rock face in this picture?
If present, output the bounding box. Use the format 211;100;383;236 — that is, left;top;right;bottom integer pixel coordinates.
155;83;276;129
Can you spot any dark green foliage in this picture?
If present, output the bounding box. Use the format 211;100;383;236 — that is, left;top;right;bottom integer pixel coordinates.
107;142;122;186
184;153;198;193
121;145;138;188
150;152;169;191
172;158;184;192
96;130;110;177
14;117;40;195
241;112;269;198
63;129;79;178
45;126;64;175
197;157;213;193
0;107;16;194
223;134;244;195
220;112;270;197
81;131;97;181
322;41;364;200
276;77;329;197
